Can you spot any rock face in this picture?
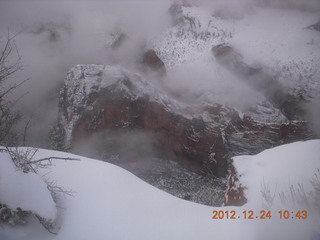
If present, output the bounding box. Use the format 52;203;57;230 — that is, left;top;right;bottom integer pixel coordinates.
58;65;229;176
224;164;247;206
142;49;166;76
57;64;312;178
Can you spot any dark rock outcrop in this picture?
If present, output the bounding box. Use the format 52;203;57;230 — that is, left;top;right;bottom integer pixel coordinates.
309;20;320;31
142;49;166;76
224;164;247;206
57;64;313;178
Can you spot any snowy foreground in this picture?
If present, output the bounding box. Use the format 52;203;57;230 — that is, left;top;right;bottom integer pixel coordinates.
1;140;320;240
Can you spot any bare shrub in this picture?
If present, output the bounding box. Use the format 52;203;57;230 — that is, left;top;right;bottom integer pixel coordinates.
0;147;78;234
0;30;27;145
261;169;320;212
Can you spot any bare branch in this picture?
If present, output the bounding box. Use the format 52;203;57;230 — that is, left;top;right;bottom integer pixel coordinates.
32;157;80;164
2;147;77;234
0;78;28;100
0;29;26;145
22;114;32;146
35;215;58;235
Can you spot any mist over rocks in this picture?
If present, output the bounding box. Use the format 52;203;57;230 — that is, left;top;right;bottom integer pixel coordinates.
212;44;309;121
1;0;318;146
55;64;313;179
1;0;319;206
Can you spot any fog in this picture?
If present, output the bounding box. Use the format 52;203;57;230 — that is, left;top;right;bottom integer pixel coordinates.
161;59;264;111
72;129;158;172
0;0;171;146
1;0;320;148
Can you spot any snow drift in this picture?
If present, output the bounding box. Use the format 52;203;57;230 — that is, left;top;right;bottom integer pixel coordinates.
1;140;319;240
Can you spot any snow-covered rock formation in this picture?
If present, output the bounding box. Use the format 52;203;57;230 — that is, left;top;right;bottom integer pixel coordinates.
56;63;312;178
55;1;317;183
149;3;231;69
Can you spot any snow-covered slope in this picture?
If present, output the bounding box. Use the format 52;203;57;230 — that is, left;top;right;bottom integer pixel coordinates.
232;139;320;208
1;140;320;240
0;148;245;240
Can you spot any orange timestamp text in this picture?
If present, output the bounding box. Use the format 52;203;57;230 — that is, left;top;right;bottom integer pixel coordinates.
211;210;308;220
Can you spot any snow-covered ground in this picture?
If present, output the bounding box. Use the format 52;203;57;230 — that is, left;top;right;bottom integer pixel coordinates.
1;140;320;240
233;139;320;208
